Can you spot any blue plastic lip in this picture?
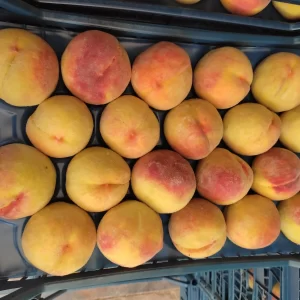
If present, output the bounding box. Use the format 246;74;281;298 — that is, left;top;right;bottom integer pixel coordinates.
14;10;300;46
27;0;300;31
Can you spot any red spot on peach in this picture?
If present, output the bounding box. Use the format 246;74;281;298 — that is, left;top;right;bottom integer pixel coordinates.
127;130;137;143
239;160;250;176
273;177;300;193
61;244;71;253
52;136;64;143
10;45;19;53
63;31;130;105
140;239;161;259
256;149;300;192
99;232;116;250
0;192;26;219
228;0;262;15
200;166;242;201
202;71;221;89
292;207;300;225
34;46;58;92
146;152;195;197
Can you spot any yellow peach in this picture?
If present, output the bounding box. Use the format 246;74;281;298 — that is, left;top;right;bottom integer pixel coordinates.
131;41;192;110
0;143;56;219
131;150;196;213
223;103;281;156
194;47;253;109
100;95;159;159
0;28;58;107
66;147;130;212
220;0;271;16
273;1;300;20
252;52;300;112
225;195;281;249
26;95;93;158
196;148;253;205
280;105;300;153
22;202;96;276
278;193;300;244
62;30;131;105
252;148;300;201
164;99;223;160
169;198;226;258
97;200;163;268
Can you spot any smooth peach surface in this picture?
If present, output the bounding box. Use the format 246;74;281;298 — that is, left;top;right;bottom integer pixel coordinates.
164;99;223;160
61;30;131;105
223;103;281;156
22;202;96;276
0;144;56;219
194;47;253;109
196;148;253;205
26;95;93;158
131;150;196;213
252;52;300;112
100;95;159;159
131;41;192;110
252;148;300;201
169;198;226;258
97;200;163;268
278;194;300;244
273;1;300;20
0;28;58;106
225;195;281;249
66;147;130;212
220;0;271;16
280;105;300;153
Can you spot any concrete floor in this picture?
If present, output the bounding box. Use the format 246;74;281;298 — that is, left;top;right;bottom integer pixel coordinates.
55;280;180;300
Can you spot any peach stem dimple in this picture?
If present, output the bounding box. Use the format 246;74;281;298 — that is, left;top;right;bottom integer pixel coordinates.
52;136;64;143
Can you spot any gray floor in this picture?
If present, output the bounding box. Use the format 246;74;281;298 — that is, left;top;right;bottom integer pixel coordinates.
55;280;180;300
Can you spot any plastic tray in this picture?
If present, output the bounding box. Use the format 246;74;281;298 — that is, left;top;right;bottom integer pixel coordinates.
27;0;300;32
1;19;300;281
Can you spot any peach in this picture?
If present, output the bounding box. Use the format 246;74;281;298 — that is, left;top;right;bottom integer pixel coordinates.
0;143;56;219
248;269;254;289
278;193;300;244
0;28;58;107
164;99;223;160
26;95;93;158
131;150;196;213
280;105;300;153
196;148;253;205
97;200;163;268
252;148;300;201
272;282;280;300
66;147;130;212
22;202;96;276
252;52;300;112
225;195;280;249
100;95;159;159
61;30;131;105
223;103;281;156
194;47;253;109
220;0;270;16
273;1;300;20
131;41;192;110
169;198;226;258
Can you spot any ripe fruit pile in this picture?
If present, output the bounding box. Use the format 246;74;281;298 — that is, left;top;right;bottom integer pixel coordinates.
1;28;300;276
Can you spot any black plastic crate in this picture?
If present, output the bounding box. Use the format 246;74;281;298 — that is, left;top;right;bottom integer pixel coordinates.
0;7;300;300
24;0;300;32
